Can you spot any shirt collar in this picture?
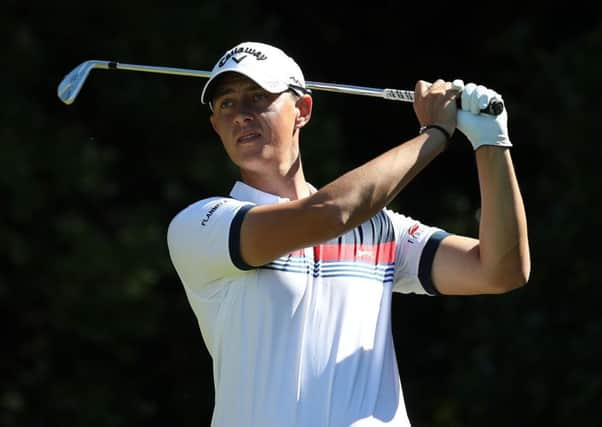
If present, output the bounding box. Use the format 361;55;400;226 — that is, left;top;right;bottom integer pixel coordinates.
229;181;316;205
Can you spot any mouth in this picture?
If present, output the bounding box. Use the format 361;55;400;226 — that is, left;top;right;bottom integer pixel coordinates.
236;130;262;144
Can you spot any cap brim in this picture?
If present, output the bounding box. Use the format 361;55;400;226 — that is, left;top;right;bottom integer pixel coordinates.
201;67;289;105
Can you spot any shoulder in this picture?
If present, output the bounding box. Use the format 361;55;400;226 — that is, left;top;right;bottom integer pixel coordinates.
171;196;228;218
166;196;256;279
167;196;257;243
169;196;247;226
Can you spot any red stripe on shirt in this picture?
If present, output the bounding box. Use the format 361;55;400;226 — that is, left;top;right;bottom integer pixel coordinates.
314;242;396;264
289;249;305;257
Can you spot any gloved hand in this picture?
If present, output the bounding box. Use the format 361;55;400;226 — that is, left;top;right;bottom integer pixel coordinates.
452;80;513;150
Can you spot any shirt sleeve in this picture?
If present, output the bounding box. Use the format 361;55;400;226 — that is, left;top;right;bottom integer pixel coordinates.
167;197;254;290
384;208;450;295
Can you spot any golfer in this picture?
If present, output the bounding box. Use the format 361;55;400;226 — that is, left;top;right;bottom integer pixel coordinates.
167;41;530;427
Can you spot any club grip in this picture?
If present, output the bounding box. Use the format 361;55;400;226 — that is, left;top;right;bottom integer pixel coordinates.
457;97;504;115
383;88;504;116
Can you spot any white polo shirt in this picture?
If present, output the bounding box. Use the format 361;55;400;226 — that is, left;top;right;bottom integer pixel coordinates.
167;181;448;427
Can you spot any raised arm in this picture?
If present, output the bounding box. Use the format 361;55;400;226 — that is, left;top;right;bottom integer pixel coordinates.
239;80;458;267
430;83;531;295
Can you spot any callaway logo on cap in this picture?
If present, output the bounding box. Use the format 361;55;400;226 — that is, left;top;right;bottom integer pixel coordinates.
201;41;308;105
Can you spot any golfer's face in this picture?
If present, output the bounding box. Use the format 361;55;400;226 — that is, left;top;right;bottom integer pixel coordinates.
209;74;300;175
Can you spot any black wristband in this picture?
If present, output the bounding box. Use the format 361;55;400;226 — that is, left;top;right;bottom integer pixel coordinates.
419;124;452;145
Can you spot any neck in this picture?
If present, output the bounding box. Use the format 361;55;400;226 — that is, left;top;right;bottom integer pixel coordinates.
240;156;311;200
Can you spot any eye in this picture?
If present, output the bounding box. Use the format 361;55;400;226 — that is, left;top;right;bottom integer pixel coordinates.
217;98;234;110
252;92;268;103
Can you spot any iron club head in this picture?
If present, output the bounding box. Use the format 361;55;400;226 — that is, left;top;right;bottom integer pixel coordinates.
57;60;110;104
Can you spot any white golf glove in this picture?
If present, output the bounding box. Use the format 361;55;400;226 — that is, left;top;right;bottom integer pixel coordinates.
452;80;513;150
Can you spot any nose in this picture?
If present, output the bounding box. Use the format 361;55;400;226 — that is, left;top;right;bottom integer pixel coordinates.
232;99;255;125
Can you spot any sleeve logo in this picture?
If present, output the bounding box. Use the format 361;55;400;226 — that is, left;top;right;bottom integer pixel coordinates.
201;200;228;226
407;223;422;243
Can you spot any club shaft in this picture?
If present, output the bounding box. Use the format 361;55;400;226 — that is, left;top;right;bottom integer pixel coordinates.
110;62;211;79
108;62;395;100
59;60;504;114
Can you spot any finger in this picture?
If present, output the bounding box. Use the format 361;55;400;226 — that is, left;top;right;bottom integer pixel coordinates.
450;80;464;106
489;89;503;107
462;82;476;112
415;80;432;98
430;79;447;94
452;79;464;91
468;84;486;114
475;85;491;112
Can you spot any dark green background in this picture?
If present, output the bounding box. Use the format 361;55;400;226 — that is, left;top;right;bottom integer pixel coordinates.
4;2;601;426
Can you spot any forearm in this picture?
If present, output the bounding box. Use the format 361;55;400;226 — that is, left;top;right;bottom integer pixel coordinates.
476;146;530;288
239;79;457;267
307;129;447;235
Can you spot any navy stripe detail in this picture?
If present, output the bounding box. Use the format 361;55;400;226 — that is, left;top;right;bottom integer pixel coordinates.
262;266;395;283
228;204;254;270
323;210;395;246
418;230;450;295
261;258;395;283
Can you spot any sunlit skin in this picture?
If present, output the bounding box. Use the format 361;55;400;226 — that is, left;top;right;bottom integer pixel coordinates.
209;73;313;200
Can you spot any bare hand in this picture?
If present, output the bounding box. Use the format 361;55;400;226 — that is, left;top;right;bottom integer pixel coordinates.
413;79;459;137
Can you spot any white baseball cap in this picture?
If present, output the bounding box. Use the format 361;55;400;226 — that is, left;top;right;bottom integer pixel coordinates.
200;41;309;105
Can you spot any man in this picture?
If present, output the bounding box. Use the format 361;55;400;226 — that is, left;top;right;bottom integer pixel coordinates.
167;41;530;427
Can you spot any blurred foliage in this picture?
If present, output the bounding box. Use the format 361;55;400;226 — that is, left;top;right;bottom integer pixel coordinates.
3;2;601;426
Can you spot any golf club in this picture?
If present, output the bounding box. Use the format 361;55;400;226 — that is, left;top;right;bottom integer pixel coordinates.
57;60;504;115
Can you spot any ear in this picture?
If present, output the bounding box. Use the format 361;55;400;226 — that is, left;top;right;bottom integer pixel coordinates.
294;95;313;129
209;113;218;134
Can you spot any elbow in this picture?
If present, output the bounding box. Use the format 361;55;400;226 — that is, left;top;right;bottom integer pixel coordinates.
484;241;531;294
517;260;531;288
487;278;523;295
326;203;354;237
512;248;532;290
303;188;377;241
304;199;353;241
488;259;531;294
494;272;528;294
